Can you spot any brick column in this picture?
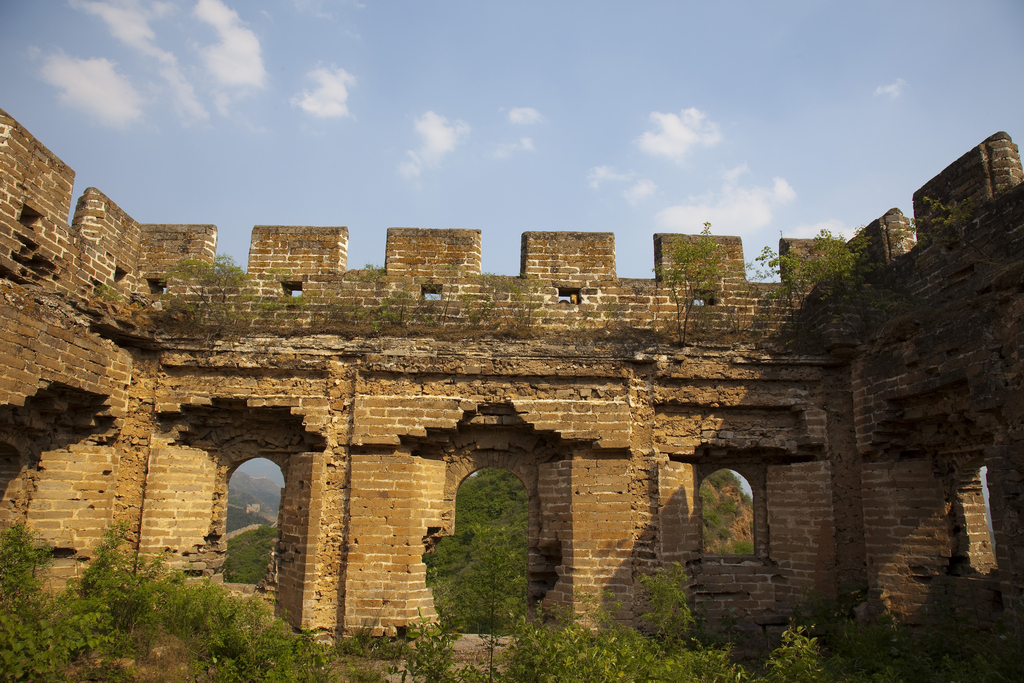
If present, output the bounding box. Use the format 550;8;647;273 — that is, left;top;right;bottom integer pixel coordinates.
343;449;446;635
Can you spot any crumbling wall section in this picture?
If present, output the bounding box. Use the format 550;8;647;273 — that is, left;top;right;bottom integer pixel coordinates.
853;133;1024;621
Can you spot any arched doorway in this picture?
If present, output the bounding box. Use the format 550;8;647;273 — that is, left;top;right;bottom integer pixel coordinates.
424;467;528;634
223;457;284;585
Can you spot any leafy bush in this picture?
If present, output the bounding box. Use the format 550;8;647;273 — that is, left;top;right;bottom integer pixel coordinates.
0;523;338;683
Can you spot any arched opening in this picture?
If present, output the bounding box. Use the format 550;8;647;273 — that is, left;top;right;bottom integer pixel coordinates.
947;458;996;575
981;465;996;554
223;457;284;585
424;467;528;634
0;442;23;526
699;469;754;555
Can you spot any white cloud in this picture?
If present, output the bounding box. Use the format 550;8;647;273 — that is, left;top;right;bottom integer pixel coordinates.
874;78;906;98
638;107;721;161
492;137;534;159
656;177;796;236
508;107;542;125
194;0;266;89
398;111;470;179
292;66;356;118
623;179;657;205
785;218;856;240
587;165;633;189
72;0;208;123
41;54;143;127
722;163;749;184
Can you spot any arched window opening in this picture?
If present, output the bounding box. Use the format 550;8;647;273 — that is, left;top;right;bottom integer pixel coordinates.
0;442;22;526
700;469;754;555
948;462;996;575
223;458;283;585
981;465;996;554
424;467;528;634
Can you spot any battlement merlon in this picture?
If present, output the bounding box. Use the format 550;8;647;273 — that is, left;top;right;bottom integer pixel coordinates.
653;234;746;284
248;225;349;277
385;228;481;278
521;231;616;283
138;224;218;291
913;131;1022;231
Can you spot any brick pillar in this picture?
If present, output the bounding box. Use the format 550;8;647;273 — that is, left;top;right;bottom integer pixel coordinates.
658;460;700;564
343;449;446;635
861;459;949;621
276;450;332;628
26;444;119;584
138;446;216;570
542;456;634;621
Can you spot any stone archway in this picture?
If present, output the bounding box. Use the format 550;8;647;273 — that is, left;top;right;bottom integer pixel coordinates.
143;401;327;627
411;409;574;612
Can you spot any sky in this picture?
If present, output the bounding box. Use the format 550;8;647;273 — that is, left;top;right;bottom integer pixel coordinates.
1;0;1022;280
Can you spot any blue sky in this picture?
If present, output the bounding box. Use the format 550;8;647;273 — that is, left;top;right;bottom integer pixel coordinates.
2;0;1022;279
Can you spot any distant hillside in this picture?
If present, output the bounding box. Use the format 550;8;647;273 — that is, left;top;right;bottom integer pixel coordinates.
700;470;754;555
223;525;277;584
227;471;281;532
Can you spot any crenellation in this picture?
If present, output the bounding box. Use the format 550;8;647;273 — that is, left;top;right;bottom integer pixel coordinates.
521;231;616;283
1;107;1023;637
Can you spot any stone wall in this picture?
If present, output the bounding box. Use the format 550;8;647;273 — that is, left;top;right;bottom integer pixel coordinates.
1;106;1022;637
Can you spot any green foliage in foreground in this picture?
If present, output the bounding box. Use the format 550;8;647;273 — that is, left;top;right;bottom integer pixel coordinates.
0;523;335;683
4;522;1023;683
223;524;277;584
389;573;1024;683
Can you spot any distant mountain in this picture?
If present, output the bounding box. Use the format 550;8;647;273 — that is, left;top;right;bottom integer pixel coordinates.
227;471;281;532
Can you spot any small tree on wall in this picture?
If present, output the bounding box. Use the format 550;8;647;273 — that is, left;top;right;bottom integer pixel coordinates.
754;228;865;306
657;223;727;345
160;255;254;339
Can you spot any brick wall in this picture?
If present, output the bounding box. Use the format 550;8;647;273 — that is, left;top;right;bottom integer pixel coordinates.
71;188;142;295
25;444;118;583
766;461;837;604
0;108;77;292
913;131;1022;225
657;460;700;564
0;288;131;414
860;208;915;265
248;225;349;297
343;450;446;635
139;446;217;570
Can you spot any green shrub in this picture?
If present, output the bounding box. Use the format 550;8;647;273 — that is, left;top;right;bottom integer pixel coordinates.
0;524;112;683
